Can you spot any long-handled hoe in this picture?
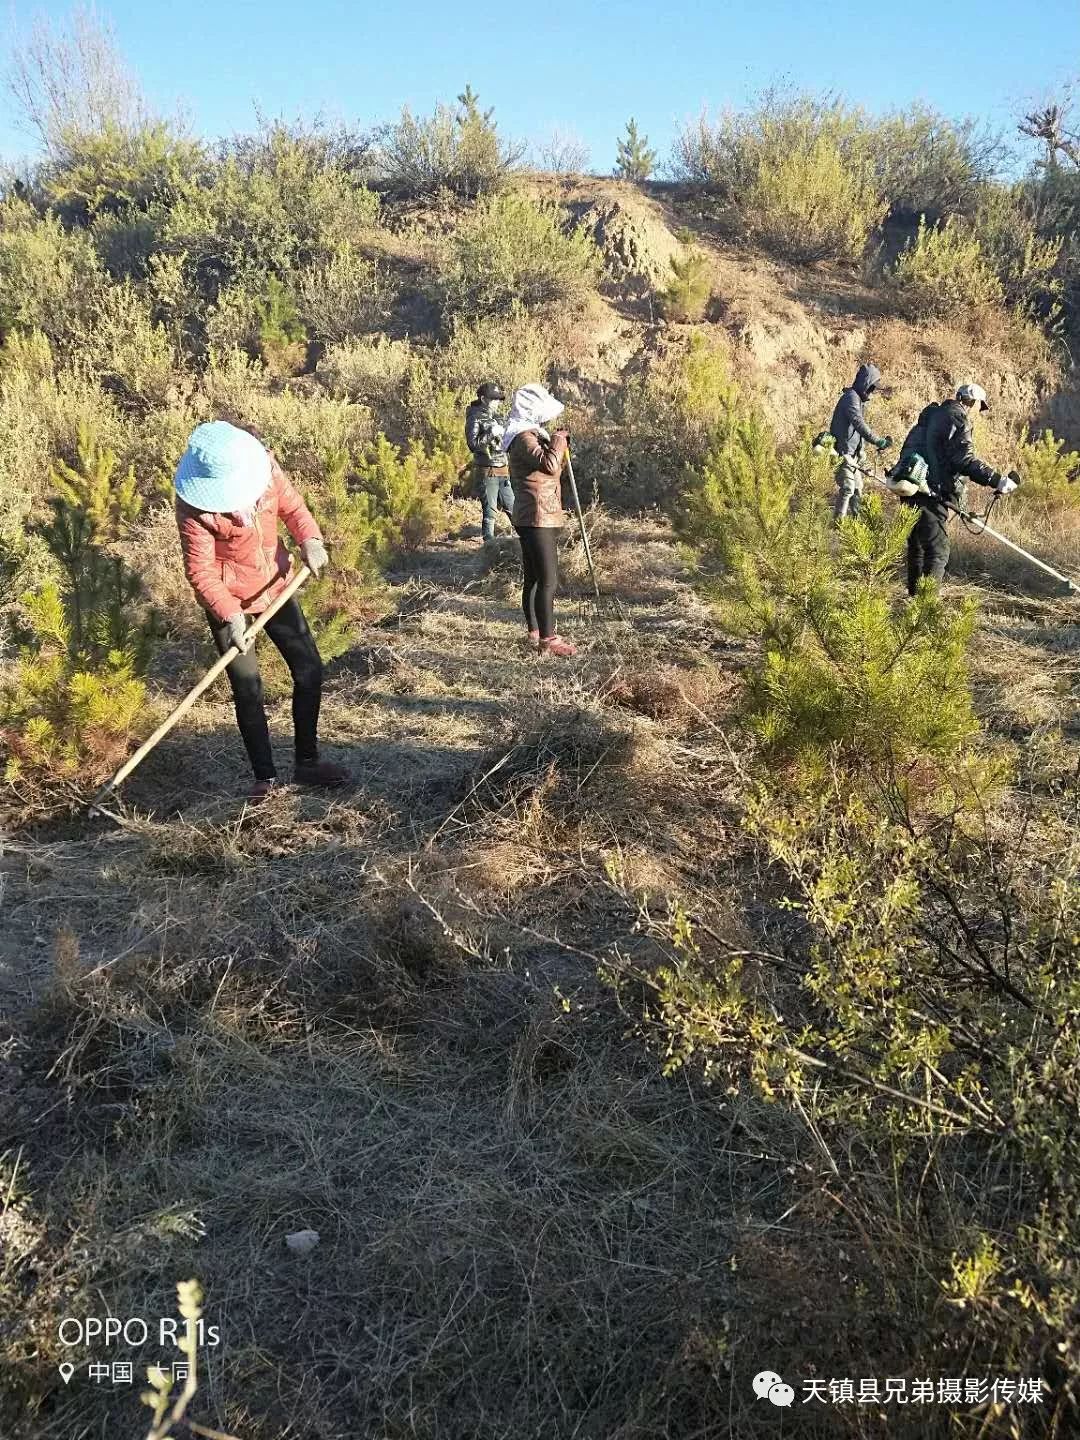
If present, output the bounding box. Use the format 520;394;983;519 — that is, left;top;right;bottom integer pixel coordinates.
89;565;312;818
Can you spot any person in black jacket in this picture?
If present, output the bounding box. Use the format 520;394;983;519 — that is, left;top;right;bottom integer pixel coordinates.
829;362;892;521
897;382;1018;595
464;382;514;543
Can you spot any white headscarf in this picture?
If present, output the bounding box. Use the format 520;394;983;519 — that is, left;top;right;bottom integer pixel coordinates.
501;383;564;453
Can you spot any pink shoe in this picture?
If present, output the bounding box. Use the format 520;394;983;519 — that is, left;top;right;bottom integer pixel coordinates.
247;778;279;802
526;630;540;647
538;635;577;658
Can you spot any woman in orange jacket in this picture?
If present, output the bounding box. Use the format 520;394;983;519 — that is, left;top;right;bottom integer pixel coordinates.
174;421;349;798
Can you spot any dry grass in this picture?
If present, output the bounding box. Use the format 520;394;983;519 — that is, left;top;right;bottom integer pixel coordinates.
0;513;774;1440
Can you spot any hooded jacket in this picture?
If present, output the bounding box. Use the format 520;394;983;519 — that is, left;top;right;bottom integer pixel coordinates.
464;399;508;470
899;399;997;508
176;456;321;622
504;384;568;529
829;363;883;461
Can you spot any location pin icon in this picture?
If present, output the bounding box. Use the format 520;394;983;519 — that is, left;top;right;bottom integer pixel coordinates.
58;1363;75;1385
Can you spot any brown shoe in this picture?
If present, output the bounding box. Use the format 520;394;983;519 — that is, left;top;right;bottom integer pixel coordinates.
247;778;279;802
294;759;351;788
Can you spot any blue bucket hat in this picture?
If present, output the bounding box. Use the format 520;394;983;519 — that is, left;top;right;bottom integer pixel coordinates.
174;421;272;513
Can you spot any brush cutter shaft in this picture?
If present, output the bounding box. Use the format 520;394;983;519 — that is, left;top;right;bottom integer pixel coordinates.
92;565;312;805
951;512;1077;592
564;452;600;598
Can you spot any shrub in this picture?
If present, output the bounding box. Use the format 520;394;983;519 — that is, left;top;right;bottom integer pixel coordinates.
319;335;423;441
43;120;205;223
871;105;1006;220
628;397;1079;1402
295;243;394;346
535;129;590;176
201;348;372;484
747;130;886;263
671;93;1005;230
438;191;601;322
659;247;712;321
375;88;522;199
608;335;741;508
160;123;381;310
0;199;103;353
78;280;180;407
972;185;1064;326
891;216;1004;319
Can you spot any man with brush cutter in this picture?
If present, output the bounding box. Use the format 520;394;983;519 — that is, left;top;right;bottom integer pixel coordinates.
888;383;1020;595
174;421;351;800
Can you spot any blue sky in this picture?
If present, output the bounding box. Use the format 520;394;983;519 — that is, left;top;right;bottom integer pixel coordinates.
1;0;1077;169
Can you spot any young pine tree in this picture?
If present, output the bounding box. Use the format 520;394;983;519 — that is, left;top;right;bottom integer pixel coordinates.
2;426;158;800
300;449;384;661
660;247;712;321
615;118;657;182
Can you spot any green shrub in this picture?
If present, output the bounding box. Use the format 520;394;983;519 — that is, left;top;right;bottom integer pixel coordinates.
972;185;1064;326
0;199;103;353
201;348;371;484
891;216;1004;319
43;120;205;223
318;335;424;442
608;335;741;507
871;105;1005;220
747;130;886;263
375;88;522;199
671;93;1004;232
438;191;600;322
160;123;380;311
79;280;180;407
629;394;1078;1399
659;247;712;321
295;243;393;346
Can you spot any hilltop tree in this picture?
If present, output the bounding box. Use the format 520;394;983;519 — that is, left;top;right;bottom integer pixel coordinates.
615;117;657;182
5;3;146;154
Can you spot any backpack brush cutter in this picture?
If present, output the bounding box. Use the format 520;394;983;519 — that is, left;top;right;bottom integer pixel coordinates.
812;433;1078;596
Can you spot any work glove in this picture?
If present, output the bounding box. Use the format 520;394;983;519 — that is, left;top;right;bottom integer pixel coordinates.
224;613;250;654
300;537;329;577
874;436;893;451
994;470;1020;496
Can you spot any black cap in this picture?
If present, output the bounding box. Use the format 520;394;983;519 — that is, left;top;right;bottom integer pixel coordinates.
477;381;505;402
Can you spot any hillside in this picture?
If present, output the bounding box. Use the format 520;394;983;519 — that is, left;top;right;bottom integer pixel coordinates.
2;156;1080;1440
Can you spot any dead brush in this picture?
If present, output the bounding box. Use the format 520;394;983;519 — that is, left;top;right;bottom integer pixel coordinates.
600;661;722;721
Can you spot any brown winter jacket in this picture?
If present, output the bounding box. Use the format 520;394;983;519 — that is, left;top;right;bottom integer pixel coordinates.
176;457;322;622
508;429;569;529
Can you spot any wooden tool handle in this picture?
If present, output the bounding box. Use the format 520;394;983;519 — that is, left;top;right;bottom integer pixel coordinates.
91;565;312;807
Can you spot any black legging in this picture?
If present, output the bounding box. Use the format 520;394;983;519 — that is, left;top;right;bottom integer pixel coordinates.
517;526;560;638
208;599;323;780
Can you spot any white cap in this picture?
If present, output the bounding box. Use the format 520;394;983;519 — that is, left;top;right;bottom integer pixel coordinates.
956;382;990;412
